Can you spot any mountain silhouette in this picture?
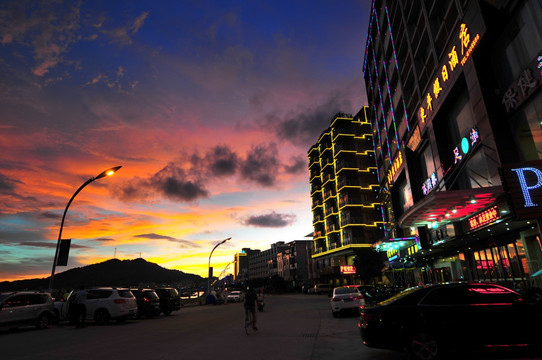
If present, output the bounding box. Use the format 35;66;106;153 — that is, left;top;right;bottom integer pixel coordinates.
0;258;205;291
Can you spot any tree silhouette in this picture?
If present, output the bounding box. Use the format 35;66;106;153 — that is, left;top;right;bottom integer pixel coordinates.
353;248;385;285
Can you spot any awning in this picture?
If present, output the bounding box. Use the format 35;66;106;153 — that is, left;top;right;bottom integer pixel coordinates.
397;186;505;228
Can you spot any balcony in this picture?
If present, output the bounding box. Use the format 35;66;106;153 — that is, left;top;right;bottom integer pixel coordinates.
339;197;363;208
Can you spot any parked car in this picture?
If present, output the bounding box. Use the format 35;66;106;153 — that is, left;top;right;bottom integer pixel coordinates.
359;282;542;360
130;289;161;318
0;291;55;330
154;288;181;315
226;290;244;303
55;287;137;324
330;286;366;317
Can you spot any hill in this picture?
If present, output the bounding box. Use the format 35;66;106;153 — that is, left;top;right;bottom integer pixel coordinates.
0;258;205;291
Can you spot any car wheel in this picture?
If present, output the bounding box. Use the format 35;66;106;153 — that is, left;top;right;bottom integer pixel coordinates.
94;309;110;324
409;332;440;360
36;313;50;329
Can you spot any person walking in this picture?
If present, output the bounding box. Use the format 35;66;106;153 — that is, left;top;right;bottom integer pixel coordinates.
74;285;88;328
244;286;259;330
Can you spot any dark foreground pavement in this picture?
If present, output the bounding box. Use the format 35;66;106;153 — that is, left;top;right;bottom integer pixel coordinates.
1;294;539;360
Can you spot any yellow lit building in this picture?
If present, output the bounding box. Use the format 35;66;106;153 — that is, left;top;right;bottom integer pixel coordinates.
308;108;383;285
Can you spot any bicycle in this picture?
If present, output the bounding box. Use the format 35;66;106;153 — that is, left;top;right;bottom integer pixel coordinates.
244;308;255;335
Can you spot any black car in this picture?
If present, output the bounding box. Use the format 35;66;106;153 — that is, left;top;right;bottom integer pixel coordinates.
154;288;181;315
130;289;161;318
359;282;542;360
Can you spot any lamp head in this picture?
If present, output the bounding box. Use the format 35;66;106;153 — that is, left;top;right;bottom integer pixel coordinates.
95;166;122;180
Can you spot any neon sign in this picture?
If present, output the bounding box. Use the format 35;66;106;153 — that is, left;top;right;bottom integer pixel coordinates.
422;172;438;196
511;167;542;207
418;12;484;126
386;150;403;185
468;205;500;231
450;127;480;168
340;265;356;274
501;160;542;220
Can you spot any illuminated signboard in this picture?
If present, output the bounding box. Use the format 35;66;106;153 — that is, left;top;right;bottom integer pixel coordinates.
422;172;438;196
502;160;542;220
417;2;485;126
453;127;480;164
407;125;422;151
386;150;404;186
502;52;542;113
467;205;500;231
340;265;356;274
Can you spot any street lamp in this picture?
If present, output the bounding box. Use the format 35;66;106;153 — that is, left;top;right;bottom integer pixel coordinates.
48;166;122;291
207;237;231;295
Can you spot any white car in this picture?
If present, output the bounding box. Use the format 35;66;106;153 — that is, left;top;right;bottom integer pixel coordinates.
330;286;366;317
0;291;55;330
226;291;244;303
55;287;137;324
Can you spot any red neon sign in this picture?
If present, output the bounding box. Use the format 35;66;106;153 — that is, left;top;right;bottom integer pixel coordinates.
340;265;356;274
468;205;500;231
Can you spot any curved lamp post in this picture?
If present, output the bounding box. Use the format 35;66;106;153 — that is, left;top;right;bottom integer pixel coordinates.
48;166;122;291
207;237;231;295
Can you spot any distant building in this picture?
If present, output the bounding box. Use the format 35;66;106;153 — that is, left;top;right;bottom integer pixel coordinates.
276;240;315;288
308;110;383;286
248;242;288;280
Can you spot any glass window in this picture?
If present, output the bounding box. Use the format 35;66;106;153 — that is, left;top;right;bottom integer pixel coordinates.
517;239;530;275
5;295;26;307
492;0;542;87
419;144;436;180
421;287;464;305
507;243;522;279
510;92;542;161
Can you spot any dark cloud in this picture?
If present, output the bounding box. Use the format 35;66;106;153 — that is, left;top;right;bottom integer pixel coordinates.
0;173;19;193
191;145;239;177
283;155;306;174
39;211;60;220
18;241;89;249
113;162;209;202
134;233;199;248
242;211;296;228
240;143;279;187
134;233;177;241
271;90;354;148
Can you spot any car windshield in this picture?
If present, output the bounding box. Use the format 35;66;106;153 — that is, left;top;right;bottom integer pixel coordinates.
335;288;359;295
230;291;240;295
378;286;427;306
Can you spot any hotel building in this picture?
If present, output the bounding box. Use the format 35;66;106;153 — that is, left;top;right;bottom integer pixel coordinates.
364;0;542;288
308;109;383;285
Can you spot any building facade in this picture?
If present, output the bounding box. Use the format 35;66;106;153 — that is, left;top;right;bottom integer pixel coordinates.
364;0;542;289
308;110;383;286
247;242;288;280
276;240;315;288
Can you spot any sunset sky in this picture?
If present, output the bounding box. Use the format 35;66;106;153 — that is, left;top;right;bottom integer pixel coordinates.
0;0;371;282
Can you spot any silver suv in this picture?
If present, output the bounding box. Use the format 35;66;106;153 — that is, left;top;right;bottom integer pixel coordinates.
56;287;137;324
0;291;55;330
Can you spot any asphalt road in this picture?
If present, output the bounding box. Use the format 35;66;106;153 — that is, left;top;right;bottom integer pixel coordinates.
0;294;539;360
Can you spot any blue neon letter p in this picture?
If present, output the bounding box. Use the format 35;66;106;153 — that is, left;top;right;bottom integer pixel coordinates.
511;167;542;207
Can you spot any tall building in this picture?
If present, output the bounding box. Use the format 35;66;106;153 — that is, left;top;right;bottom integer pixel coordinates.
308;109;383;285
364;0;542;288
